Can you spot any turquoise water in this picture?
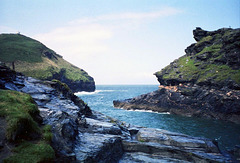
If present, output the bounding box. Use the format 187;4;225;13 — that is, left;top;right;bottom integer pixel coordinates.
76;85;240;150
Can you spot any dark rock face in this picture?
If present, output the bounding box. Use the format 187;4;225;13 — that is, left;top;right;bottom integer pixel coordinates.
193;27;208;41
0;65;235;162
114;85;240;124
51;68;96;92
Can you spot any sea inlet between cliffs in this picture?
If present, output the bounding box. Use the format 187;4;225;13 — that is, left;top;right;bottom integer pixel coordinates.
76;85;240;150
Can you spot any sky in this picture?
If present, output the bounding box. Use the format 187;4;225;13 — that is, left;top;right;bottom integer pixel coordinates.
0;0;239;85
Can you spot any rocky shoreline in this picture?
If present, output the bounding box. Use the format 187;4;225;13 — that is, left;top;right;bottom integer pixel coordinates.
1;62;239;162
113;84;240;124
114;27;240;125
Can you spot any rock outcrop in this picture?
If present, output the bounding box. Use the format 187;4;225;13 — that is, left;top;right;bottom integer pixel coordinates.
0;63;236;162
155;27;240;89
0;34;95;92
114;84;240;123
114;27;240;124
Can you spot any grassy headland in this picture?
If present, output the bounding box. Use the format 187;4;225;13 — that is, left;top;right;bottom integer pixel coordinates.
0;33;93;83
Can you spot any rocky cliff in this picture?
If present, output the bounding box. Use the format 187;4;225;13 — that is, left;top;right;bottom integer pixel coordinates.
155;27;240;89
0;34;95;92
114;28;240;124
1;61;237;162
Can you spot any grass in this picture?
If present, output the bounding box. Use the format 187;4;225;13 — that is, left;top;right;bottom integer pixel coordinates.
197;64;240;84
0;90;40;140
51;79;71;92
20;57;92;82
196;35;212;46
42;125;53;143
161;56;198;81
22;66;57;80
158;55;240;85
4;141;55;163
0;34;92;83
196;44;222;56
138;138;146;142
0;90;55;162
0;34;55;63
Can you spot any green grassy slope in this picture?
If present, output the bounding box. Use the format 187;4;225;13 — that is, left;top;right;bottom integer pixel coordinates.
0;33;93;83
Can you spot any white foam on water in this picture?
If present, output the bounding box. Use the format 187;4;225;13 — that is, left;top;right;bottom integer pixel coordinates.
75;90;116;96
124;108;170;114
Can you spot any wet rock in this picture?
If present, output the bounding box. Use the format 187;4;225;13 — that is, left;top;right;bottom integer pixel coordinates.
233;145;240;161
137;128;170;144
136;128;217;152
75;133;123;162
122;137;229;162
120;152;192;163
128;127;140;136
85;118;122;135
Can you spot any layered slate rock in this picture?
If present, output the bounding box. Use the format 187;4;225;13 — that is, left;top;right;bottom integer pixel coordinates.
0;65;235;162
121;127;231;162
114;27;240;124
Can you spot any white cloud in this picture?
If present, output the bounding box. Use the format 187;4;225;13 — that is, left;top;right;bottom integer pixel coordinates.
70;7;182;25
34;24;112;59
33;7;183;84
34;7;182;56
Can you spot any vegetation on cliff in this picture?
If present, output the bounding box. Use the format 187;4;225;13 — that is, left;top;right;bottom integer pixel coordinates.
0;90;55;162
0;90;40;140
0;34;95;92
155;28;240;89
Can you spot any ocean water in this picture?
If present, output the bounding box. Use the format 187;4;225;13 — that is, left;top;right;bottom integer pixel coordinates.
76;85;240;150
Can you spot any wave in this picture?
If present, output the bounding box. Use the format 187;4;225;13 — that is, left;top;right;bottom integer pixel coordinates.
75;90;116;96
75;91;99;96
125;109;170;114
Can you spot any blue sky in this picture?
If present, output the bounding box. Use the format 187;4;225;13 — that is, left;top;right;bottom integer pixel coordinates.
0;0;239;84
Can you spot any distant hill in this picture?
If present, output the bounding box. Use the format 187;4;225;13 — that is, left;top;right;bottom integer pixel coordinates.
154;27;240;89
0;33;95;92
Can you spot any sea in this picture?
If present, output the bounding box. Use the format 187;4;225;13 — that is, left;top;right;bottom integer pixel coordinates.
76;85;240;150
